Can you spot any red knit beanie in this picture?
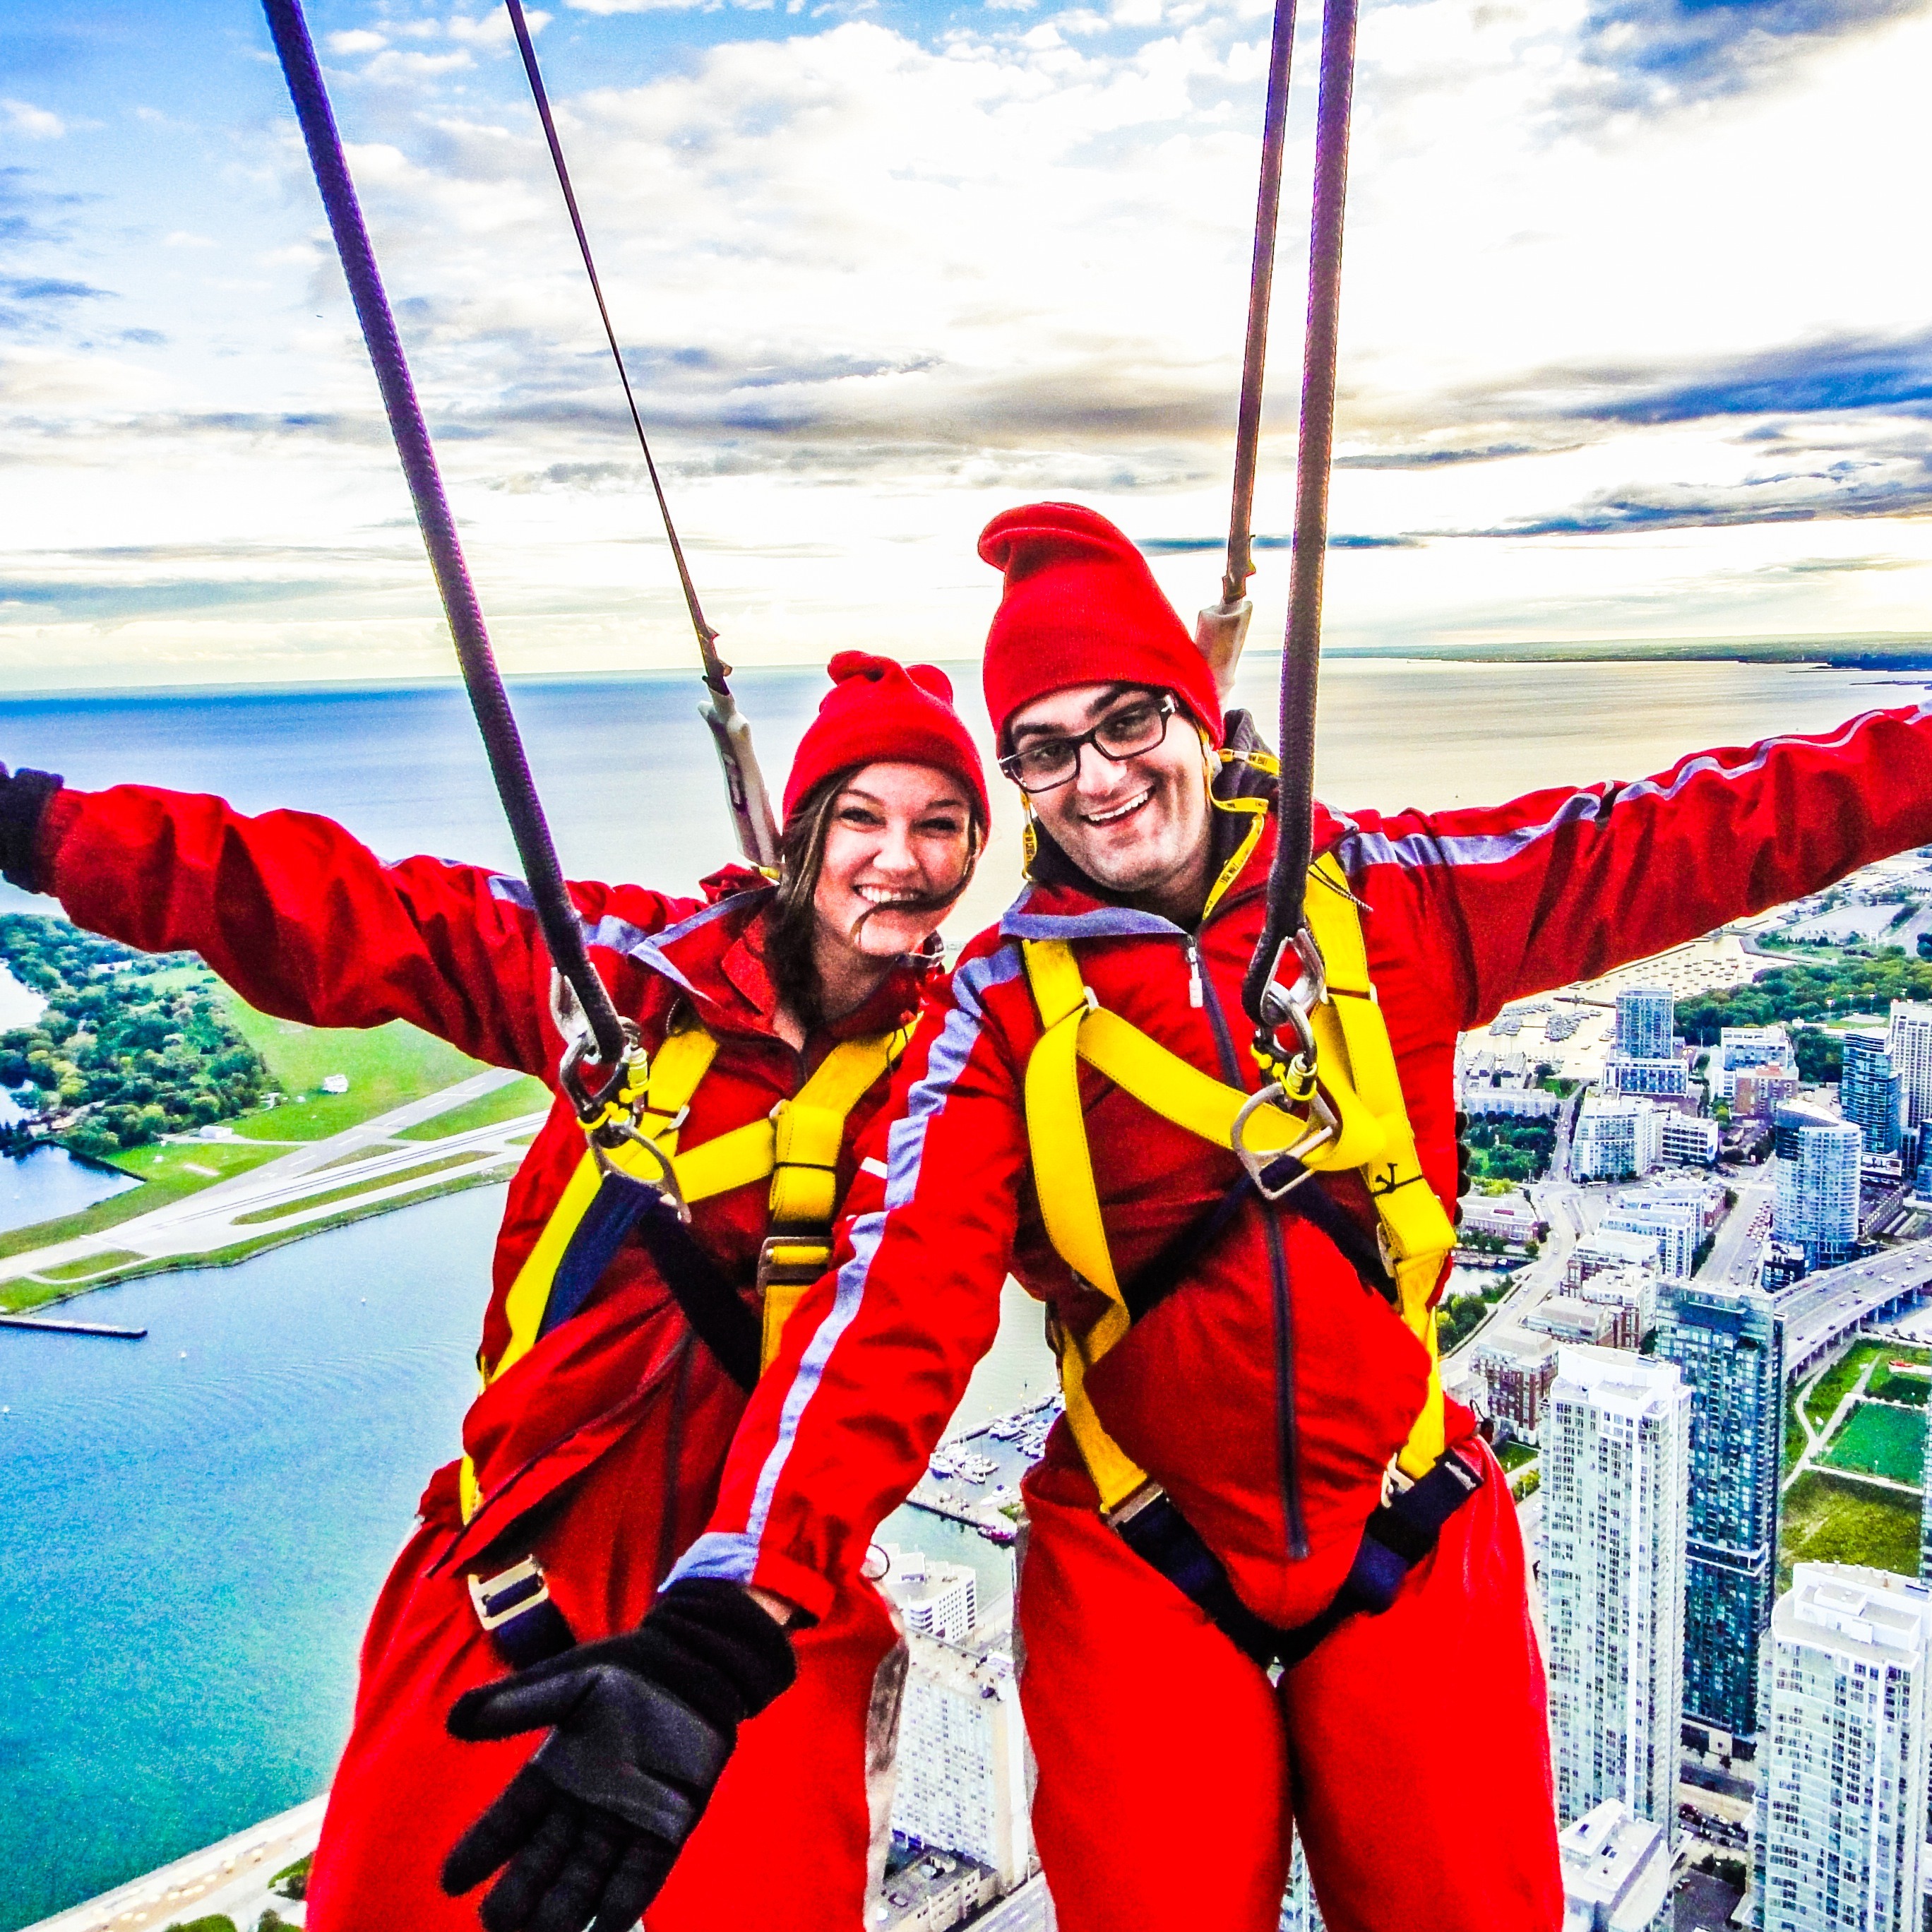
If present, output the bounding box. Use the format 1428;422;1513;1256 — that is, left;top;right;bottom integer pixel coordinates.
782;651;989;826
978;502;1224;749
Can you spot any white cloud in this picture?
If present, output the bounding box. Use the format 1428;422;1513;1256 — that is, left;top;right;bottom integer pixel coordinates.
163;230;217;249
3;98;65;139
447;10;550;42
327;28;389;54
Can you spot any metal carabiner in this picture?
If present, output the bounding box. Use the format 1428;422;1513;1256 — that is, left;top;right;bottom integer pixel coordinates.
1231;1080;1340;1201
592;1118;692;1224
558;1013;642;1126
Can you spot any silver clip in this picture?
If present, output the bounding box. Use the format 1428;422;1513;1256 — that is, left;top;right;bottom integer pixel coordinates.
595;1121;691;1223
1231;1082;1339;1200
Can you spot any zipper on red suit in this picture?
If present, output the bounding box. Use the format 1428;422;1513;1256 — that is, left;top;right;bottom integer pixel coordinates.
1186;917;1309;1563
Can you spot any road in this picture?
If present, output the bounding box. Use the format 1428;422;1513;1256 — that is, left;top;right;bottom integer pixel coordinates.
0;1068;544;1296
21;1794;324;1932
1698;1171;1775;1287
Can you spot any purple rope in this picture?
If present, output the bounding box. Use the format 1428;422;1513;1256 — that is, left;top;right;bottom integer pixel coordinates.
1244;0;1359;1028
1224;0;1301;609
259;0;628;1074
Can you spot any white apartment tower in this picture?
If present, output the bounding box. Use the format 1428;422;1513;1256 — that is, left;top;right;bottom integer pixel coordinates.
1545;1347;1690;1843
889;1630;1035;1890
1773;1118;1861;1268
1887;1001;1932;1132
881;1544;979;1643
1759;1565;1931;1932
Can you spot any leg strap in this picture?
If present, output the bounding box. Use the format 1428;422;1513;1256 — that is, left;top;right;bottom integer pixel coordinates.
1109;1446;1486;1673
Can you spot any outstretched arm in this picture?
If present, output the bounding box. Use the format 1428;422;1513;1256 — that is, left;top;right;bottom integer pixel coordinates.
1335;700;1932;1030
4;771;687;1078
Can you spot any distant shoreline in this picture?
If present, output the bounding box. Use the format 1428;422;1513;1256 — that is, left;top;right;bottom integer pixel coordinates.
2;638;1932;703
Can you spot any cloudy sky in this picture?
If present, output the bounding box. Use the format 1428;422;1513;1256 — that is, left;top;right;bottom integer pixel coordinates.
1;0;1928;690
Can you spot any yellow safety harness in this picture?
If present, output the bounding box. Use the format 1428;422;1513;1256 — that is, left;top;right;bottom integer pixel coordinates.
459;1018;912;1524
1020;846;1458;1522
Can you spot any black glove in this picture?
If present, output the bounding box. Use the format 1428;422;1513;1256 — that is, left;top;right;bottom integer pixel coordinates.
0;765;63;894
442;1578;796;1932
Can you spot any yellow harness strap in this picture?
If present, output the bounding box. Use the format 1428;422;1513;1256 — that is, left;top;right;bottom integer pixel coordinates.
460;1020;911;1524
1021;849;1458;1516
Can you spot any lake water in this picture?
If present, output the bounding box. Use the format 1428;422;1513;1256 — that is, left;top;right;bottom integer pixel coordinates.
2;659;1928;1926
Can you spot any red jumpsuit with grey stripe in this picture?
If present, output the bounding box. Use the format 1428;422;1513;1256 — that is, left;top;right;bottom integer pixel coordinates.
32;783;919;1932
672;703;1932;1932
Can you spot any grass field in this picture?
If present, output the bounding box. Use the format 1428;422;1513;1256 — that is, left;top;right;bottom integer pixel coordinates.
395;1075;548;1140
1784;1381;1806;1477
1780;1471;1921;1592
1870;1364;1932;1407
1822;1402;1926;1485
1802;1341;1932;1432
221;1000;489;1143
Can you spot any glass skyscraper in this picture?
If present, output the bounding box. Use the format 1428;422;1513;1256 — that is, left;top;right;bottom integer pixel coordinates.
1654;1282;1784;1739
1841;1030;1902;1156
1616;986;1675;1061
1545;1347;1690;1842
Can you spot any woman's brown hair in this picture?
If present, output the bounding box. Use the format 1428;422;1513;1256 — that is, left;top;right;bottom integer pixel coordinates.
764;765;983;1030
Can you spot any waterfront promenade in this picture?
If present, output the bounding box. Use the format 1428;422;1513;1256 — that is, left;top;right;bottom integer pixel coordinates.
21;1798;323;1932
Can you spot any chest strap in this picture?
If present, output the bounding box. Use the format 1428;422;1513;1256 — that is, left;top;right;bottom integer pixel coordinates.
458;1020;911;1525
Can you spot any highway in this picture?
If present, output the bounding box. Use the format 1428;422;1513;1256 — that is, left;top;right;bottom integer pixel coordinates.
1777;1244;1932;1376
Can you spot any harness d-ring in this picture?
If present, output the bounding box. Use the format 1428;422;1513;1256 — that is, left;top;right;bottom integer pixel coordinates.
1232;1081;1338;1199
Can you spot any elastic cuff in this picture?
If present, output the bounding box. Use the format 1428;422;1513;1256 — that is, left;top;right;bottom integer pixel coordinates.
0;768;63;893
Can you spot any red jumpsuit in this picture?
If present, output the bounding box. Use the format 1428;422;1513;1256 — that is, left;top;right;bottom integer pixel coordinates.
34;782;923;1932
668;703;1932;1932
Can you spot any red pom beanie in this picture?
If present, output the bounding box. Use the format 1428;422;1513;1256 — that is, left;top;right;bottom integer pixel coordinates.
978;502;1224;749
783;651;989;827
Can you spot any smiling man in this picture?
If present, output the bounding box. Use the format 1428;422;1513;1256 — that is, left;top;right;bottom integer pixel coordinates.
586;500;1932;1931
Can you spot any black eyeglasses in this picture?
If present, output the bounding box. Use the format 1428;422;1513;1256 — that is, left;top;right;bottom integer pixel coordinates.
998;693;1178;795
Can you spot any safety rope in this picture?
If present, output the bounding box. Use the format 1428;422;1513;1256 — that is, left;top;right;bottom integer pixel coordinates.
502;1;782;868
1221;0;1299;611
260;0;631;1090
1241;0;1361;1032
503;0;717;686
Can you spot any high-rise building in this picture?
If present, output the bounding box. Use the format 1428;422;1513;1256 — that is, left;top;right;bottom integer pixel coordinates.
1773;1116;1861;1266
1557;1801;1673;1932
1616;987;1675;1061
1842;1030;1904;1157
890;1629;1035;1890
1653;1282;1783;1739
881;1544;979;1643
1771;1097;1835;1160
1886;1000;1932;1131
1714;1025;1796;1102
1758;1565;1931;1932
1544;1347;1690;1842
1572;1095;1664;1183
1472;1333;1561;1445
1280;1835;1323;1932
1919;1444;1932;1586
1600;1198;1700;1280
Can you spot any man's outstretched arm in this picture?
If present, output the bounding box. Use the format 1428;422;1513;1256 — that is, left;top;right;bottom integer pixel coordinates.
668;937;1033;1622
1335;700;1932;1030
